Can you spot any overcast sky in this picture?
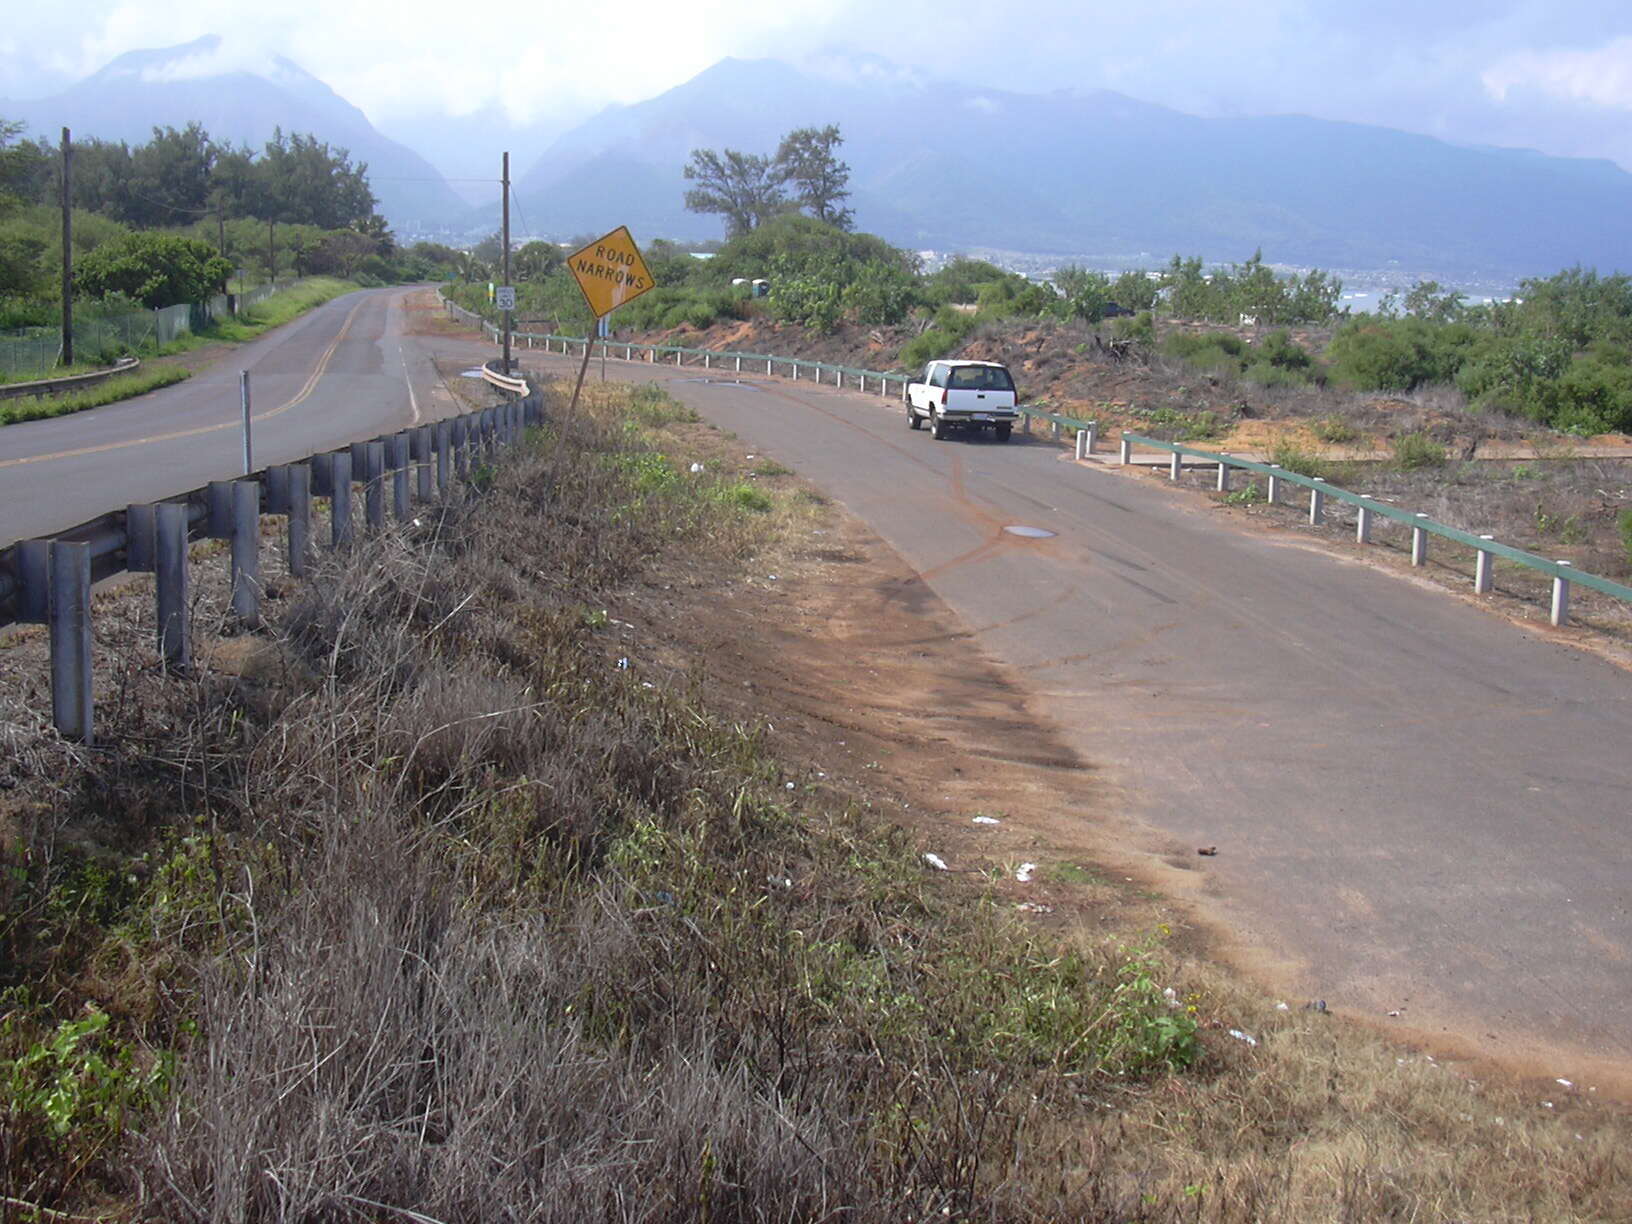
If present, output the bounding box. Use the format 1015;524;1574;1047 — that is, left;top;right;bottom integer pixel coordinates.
4;0;1631;171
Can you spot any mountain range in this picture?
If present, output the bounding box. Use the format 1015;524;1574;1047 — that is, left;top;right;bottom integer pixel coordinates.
1;36;468;233
7;42;1632;279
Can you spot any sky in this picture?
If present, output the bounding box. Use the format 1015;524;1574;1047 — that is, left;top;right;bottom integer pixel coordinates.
4;0;1631;175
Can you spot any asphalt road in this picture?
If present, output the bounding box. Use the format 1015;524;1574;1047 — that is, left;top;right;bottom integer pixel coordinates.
531;355;1632;1081
6;303;1628;1080
0;287;459;548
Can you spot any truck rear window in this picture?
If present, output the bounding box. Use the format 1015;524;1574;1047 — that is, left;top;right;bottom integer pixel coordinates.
948;366;1014;392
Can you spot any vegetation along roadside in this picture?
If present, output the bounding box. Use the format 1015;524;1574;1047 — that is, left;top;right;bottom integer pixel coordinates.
1;380;1627;1220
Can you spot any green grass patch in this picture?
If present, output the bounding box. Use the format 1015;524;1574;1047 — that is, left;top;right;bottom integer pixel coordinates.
1312;415;1362;445
1390;431;1448;470
191;278;356;345
1267;439;1330;480
1141;405;1226;441
0;364;191;425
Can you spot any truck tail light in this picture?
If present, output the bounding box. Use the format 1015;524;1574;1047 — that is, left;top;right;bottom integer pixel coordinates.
940;388;949;406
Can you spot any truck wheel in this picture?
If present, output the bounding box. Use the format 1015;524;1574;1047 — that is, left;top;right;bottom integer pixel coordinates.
930;411;948;440
995;423;1012;442
908;404;922;429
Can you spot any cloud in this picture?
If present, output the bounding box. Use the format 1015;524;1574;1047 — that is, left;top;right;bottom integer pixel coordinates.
1483;36;1632;109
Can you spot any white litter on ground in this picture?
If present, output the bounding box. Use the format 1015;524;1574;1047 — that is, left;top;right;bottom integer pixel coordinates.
923;853;949;871
1557;1078;1574;1088
689;462;704;473
1015;863;1037;883
972;816;1001;825
1275;1002;1290;1011
1228;1029;1259;1047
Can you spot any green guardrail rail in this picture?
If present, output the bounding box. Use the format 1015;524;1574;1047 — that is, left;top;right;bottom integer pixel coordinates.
1120;431;1632;611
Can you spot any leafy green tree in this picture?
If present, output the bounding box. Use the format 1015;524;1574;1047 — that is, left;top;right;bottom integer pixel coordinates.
0;225;47;296
774;125;852;229
1402;280;1466;323
1;119;50;214
1053;265;1114;322
255;129;374;229
75;231;232;307
683;148;788;238
126;123;215;226
514;239;563;281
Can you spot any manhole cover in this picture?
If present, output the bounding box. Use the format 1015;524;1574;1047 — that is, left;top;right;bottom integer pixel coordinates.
1004;525;1056;539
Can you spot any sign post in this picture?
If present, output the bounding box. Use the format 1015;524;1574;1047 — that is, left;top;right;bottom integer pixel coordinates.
563;225;656;418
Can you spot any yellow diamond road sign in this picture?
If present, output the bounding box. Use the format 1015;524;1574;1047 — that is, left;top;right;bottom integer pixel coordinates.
566;226;655;318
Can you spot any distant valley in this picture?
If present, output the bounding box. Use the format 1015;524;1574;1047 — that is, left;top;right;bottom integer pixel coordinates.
7;42;1631;280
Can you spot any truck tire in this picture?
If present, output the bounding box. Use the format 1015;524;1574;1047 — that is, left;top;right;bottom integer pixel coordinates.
931;410;948;440
995;423;1012;442
908;403;922;429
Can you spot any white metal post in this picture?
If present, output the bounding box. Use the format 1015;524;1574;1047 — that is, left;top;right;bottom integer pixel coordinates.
1475;536;1495;593
1411;514;1429;566
1169;450;1181;481
1310;477;1326;525
1266;465;1281;503
1356;498;1373;544
1216;459;1231;492
1551;562;1572;626
1119;436;1132;465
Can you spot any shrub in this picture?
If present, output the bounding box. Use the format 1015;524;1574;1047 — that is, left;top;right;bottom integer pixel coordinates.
1267;439;1328;479
1391;432;1448;470
899;328;958;368
1313;415;1362;445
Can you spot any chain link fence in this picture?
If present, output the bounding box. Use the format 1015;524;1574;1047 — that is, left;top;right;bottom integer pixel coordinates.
0;282;288;383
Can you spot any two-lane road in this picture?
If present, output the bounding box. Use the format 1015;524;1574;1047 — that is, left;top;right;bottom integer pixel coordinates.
1;287;471;548
525;354;1632;1084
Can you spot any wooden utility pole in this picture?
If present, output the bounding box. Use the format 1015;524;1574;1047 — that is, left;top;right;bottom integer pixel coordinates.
60;128;73;366
501;151;512;375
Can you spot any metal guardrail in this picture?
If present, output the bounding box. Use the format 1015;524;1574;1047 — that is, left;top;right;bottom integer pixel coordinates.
433;299;1630;628
0;356;142;403
1117;431;1632;626
0;391;544;742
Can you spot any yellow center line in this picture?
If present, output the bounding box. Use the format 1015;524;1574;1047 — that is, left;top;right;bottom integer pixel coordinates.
0;297;369;471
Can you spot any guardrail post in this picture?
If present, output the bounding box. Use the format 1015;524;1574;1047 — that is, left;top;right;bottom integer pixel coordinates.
735;356;741;373
766;358;772;375
391;433;411;520
674;350;682;366
435;419;451;491
1119;435;1131;465
1216;458;1231;492
207;480;234;538
1356;497;1373;544
1411;514;1429;566
288;462;311;576
703;352;711;369
1552;562;1572;626
16;539;50;623
126;503;157;572
365;441;386;530
1266;465;1281;504
155;501;189;672
1474;536;1494;593
1309;477;1326;525
1169;450;1181;481
266;464;291;515
1085;422;1097;453
330;452;353;547
49;540;92;743
1052;420;1062;441
1075;428;1090;461
230;479;260;626
412;427;431;501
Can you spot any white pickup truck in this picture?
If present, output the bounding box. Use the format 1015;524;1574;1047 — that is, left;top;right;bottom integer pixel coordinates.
905;359;1019;441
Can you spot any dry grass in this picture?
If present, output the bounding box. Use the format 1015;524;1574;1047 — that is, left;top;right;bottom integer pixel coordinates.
2;384;1630;1221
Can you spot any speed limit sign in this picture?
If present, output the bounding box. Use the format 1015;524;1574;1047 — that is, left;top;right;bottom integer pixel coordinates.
495;285;516;311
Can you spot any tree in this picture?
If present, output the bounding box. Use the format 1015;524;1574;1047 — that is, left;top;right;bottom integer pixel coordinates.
683;148;787;238
255;129;374;229
0;118;49;214
75;231;232;308
775;125;851;229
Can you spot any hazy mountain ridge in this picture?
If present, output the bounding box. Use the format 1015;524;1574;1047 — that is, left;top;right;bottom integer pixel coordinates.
506;57;1632;278
2;36;468;233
